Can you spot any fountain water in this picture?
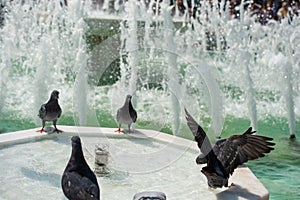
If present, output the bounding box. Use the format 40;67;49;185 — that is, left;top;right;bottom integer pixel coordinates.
243;51;258;133
73;18;89;126
125;1;139;95
0;46;9;115
0;1;299;136
0;0;90;124
162;0;181;135
1;1;300;200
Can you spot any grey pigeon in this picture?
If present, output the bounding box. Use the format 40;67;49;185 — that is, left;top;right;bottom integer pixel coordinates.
62;136;100;200
185;109;275;188
37;90;62;133
116;95;137;133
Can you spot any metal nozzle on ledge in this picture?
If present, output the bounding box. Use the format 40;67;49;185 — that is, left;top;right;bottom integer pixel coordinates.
94;144;110;175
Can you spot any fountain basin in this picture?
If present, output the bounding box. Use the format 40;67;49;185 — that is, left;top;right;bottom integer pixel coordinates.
0;126;269;200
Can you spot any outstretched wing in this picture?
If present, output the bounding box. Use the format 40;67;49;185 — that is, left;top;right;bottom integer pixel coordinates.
62;172;99;200
216;127;275;176
185;109;213;157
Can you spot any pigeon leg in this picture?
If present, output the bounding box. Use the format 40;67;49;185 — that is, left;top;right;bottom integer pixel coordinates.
36;121;45;133
127;124;132;133
115;128;121;133
115;124;123;133
53;120;62;133
228;183;235;188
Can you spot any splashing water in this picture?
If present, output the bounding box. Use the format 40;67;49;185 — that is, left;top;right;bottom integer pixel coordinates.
1;1;300;200
0;0;299;137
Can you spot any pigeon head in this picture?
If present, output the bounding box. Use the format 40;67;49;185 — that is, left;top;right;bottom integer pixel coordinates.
196;154;207;164
51;90;60;99
70;136;88;165
126;95;132;101
71;136;81;147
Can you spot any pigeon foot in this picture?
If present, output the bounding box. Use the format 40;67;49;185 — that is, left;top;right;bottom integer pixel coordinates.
228;183;235;188
36;128;45;133
127;130;134;133
115;128;124;133
55;128;62;133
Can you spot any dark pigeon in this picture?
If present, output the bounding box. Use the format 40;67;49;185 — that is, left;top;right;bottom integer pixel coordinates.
116;94;137;133
37;90;62;133
185;109;275;188
62;136;100;200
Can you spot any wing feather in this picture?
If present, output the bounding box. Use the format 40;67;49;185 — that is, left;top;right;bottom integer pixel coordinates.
62;172;99;200
217;127;275;175
57;106;62;118
129;101;137;123
185;109;213;156
38;104;46;119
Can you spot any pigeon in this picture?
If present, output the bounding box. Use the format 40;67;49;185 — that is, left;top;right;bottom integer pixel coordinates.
116;95;137;133
185;109;275;188
37;90;62;133
61;136;100;200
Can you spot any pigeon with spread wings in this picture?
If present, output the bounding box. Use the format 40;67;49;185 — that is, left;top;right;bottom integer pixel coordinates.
185;109;275;188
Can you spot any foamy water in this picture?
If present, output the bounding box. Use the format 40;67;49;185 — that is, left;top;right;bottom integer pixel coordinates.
1;0;299;137
0;135;220;199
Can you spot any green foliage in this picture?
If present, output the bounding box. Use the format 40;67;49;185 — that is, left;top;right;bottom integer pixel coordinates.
57;114;75;126
95;110;117;128
0;115;36;134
